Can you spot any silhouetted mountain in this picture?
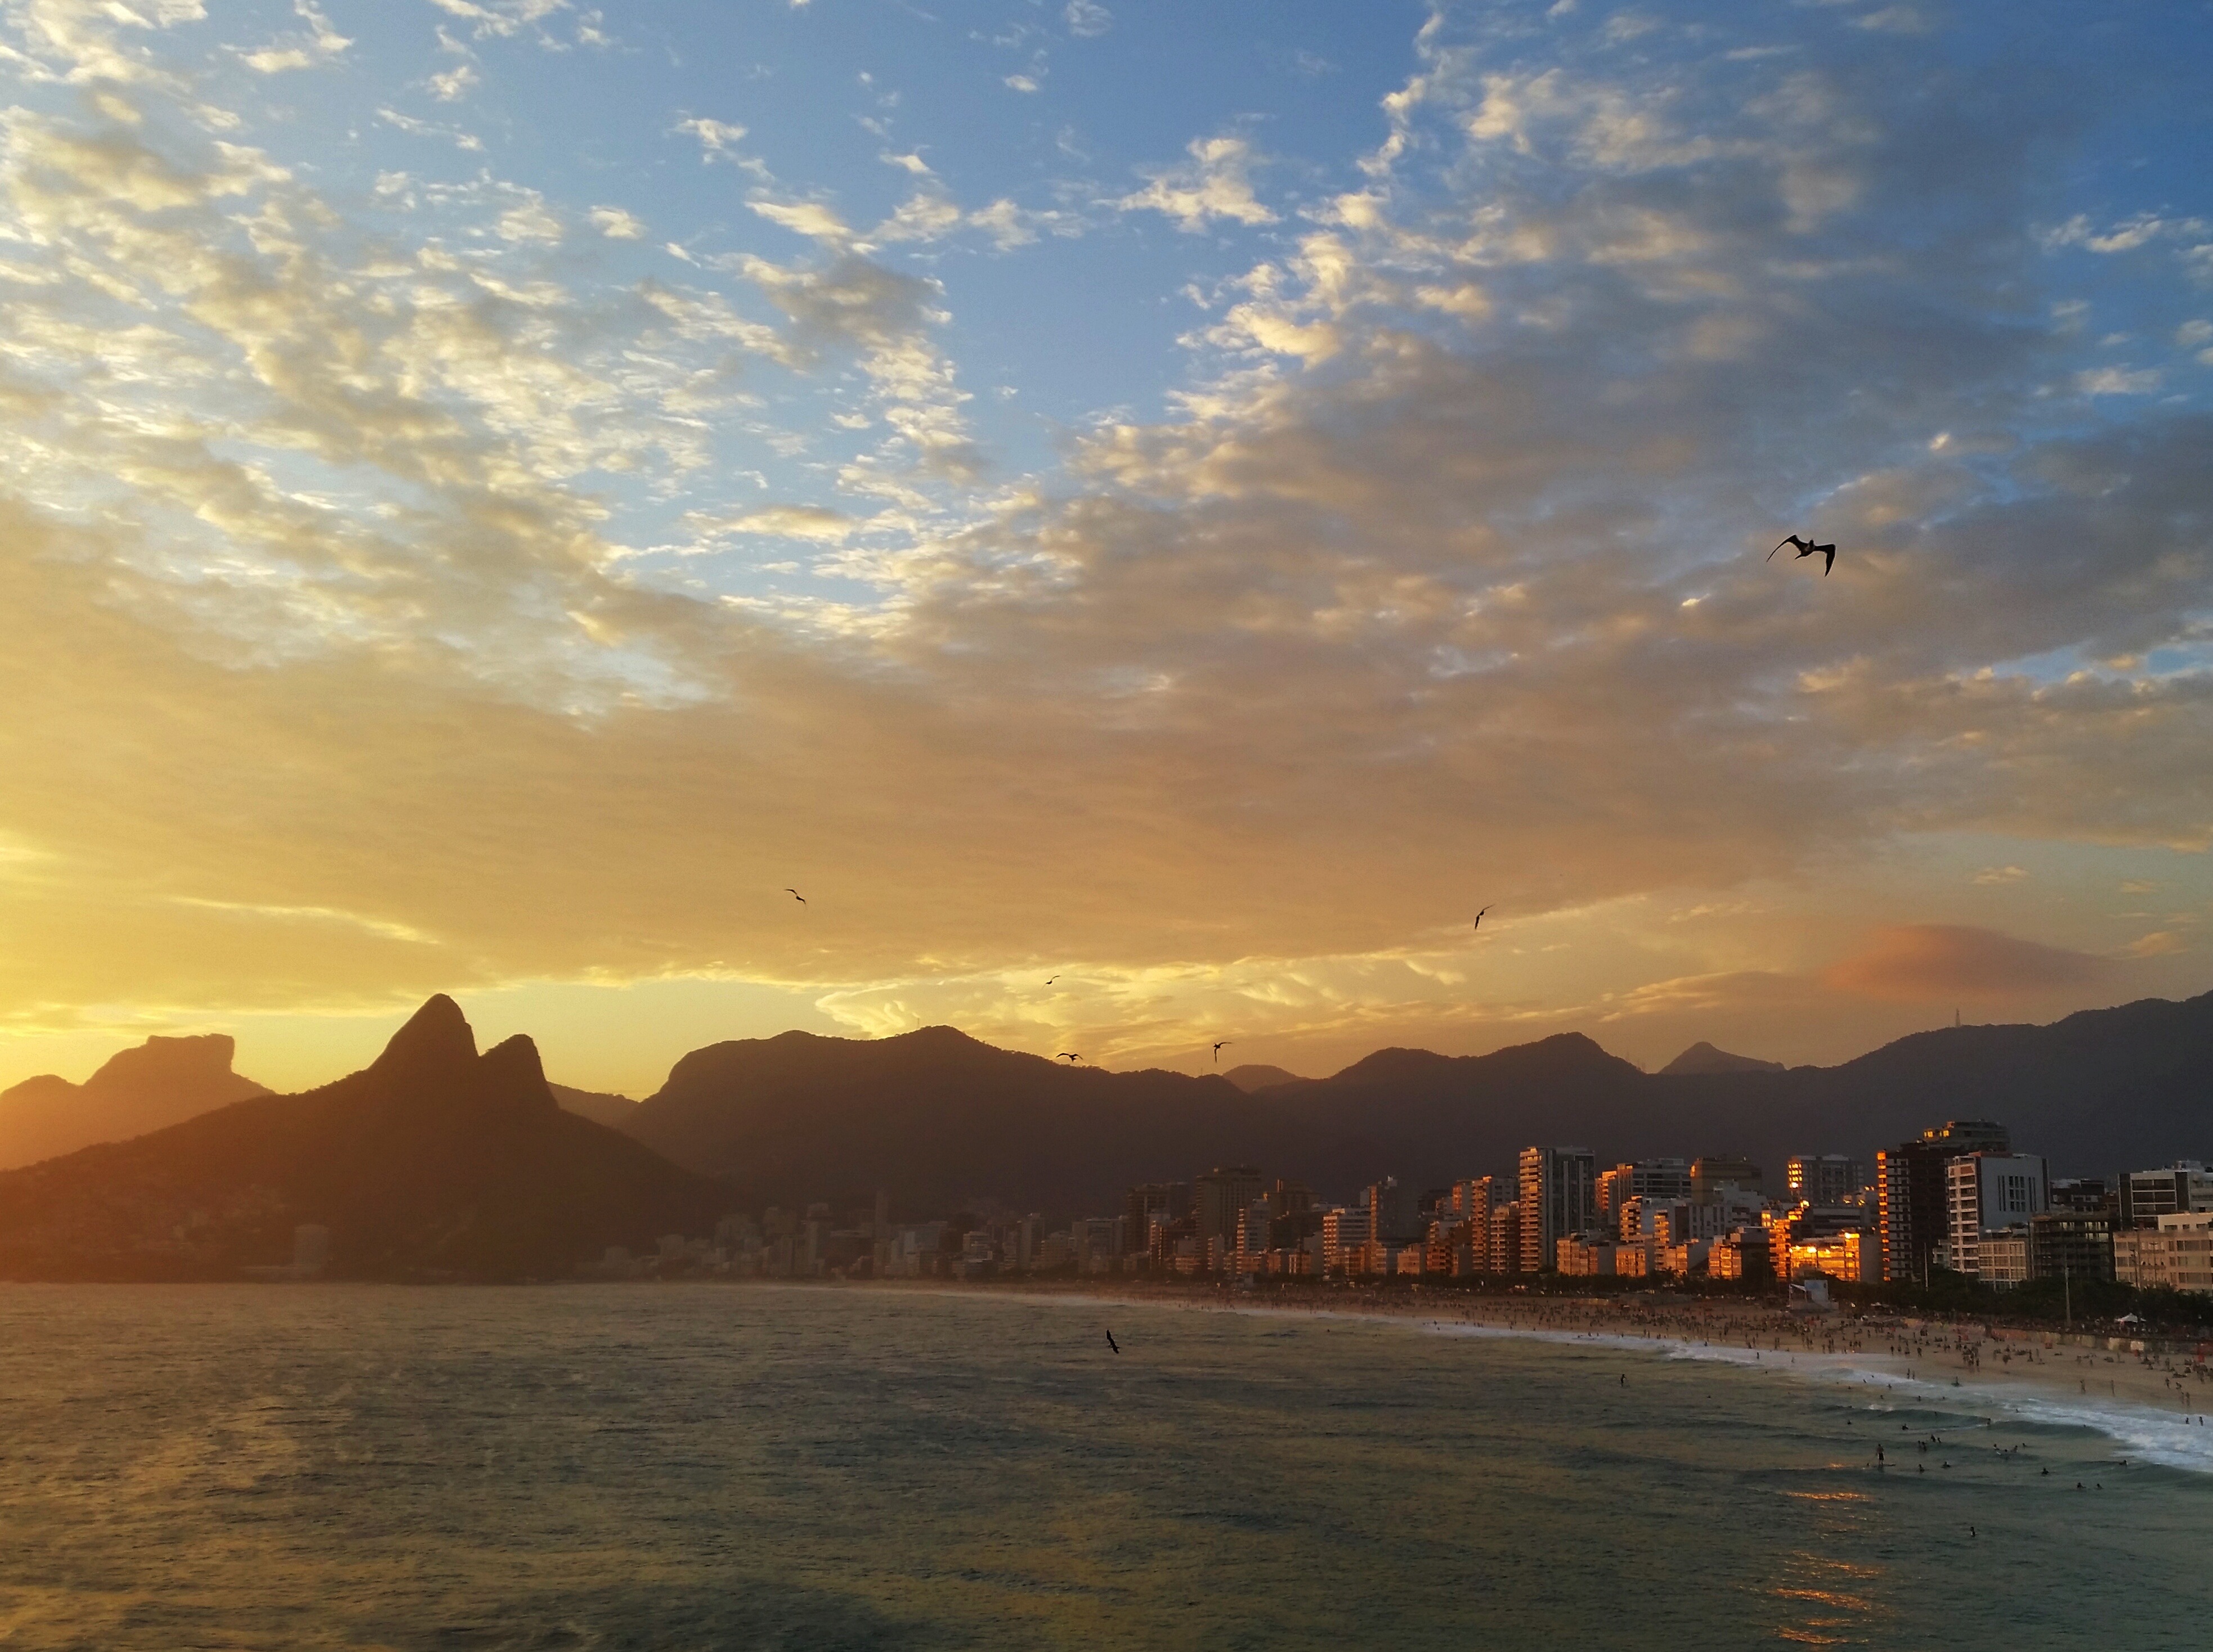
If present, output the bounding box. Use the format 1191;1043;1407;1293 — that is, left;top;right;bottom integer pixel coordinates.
1660;1042;1785;1076
1221;1063;1306;1093
0;997;728;1281
552;1083;640;1129
620;994;2213;1217
0;1034;267;1170
626;1025;1265;1220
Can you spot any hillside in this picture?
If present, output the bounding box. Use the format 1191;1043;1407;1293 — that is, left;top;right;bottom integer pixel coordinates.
617;994;2213;1217
0;997;728;1281
552;1083;641;1129
0;1035;268;1170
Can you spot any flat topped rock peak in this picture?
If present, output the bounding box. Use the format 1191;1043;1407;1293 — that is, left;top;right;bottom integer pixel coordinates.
0;1029;270;1171
84;1033;244;1090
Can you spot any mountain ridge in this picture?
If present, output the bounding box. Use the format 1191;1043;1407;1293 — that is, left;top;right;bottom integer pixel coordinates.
615;991;2213;1216
0;996;727;1281
0;1033;268;1171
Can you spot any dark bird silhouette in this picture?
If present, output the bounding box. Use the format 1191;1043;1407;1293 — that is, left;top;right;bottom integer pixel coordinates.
1057;1052;1081;1063
1769;534;1836;575
1043;976;1058;985
1105;1329;1120;1354
784;888;806;904
1473;905;1490;931
1212;1040;1231;1063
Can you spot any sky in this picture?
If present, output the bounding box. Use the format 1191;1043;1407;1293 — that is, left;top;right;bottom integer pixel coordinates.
1;0;2210;1098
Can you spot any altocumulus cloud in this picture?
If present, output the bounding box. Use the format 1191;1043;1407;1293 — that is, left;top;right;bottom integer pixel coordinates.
0;0;2206;1070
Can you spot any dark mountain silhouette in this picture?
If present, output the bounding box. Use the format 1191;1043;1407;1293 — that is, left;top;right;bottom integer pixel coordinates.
1660;1042;1786;1076
620;993;2213;1217
0;997;728;1281
1221;1063;1307;1093
552;1083;640;1129
0;1034;268;1170
626;1025;1269;1219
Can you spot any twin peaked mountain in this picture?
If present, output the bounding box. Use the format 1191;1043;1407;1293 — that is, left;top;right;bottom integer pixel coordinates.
0;997;723;1281
2;990;2210;1280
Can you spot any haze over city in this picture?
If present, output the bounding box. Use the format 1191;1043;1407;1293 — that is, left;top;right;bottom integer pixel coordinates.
2;0;2209;1098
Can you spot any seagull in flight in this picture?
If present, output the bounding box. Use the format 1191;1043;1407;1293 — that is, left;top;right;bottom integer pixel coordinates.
1057;1052;1081;1063
1105;1329;1120;1354
784;887;807;905
1213;1040;1233;1063
1472;906;1490;931
1044;975;1058;986
1769;535;1836;576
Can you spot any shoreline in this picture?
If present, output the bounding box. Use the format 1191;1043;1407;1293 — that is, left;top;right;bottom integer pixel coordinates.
851;1278;2213;1473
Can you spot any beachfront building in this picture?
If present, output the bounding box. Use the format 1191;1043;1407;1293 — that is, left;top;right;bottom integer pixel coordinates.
2028;1210;2113;1285
2116;1162;2213;1227
1708;1227;1770;1280
1876;1119;2012;1282
1946;1152;2048;1279
1323;1205;1372;1274
1659;1237;1711;1276
1786;1229;1874;1284
1556;1231;1618;1276
2113;1211;2213;1295
1520;1146;1598;1273
1489;1201;1522;1274
1977;1228;2030;1289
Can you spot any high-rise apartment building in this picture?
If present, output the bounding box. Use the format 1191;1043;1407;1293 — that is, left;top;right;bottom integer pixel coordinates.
1365;1177;1420;1245
1601;1159;1692;1223
1690;1156;1763;1204
1322;1206;1372;1273
2047;1177;2109;1214
1945;1152;2046;1278
1444;1176;1495;1229
2029;1209;2113;1284
1489;1201;1521;1274
1195;1166;1265;1245
1518;1146;1596;1272
1875;1119;2010;1282
2116;1162;2213;1227
1786;1154;1865;1206
1124;1181;1188;1254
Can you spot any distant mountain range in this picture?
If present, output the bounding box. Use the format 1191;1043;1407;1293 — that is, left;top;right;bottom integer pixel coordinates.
0;1034;268;1170
617;993;2213;1217
2;992;2207;1264
0;998;725;1281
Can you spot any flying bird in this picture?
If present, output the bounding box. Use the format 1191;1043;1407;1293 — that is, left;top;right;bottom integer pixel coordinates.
784;888;807;904
1769;535;1836;576
1044;975;1058;986
1212;1040;1232;1063
1105;1329;1120;1354
1057;1052;1081;1063
1472;905;1490;931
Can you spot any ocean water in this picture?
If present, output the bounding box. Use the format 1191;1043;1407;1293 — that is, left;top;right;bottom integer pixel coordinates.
0;1285;2206;1650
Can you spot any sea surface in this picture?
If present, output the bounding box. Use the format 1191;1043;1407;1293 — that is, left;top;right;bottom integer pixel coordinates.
1;1284;2206;1650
